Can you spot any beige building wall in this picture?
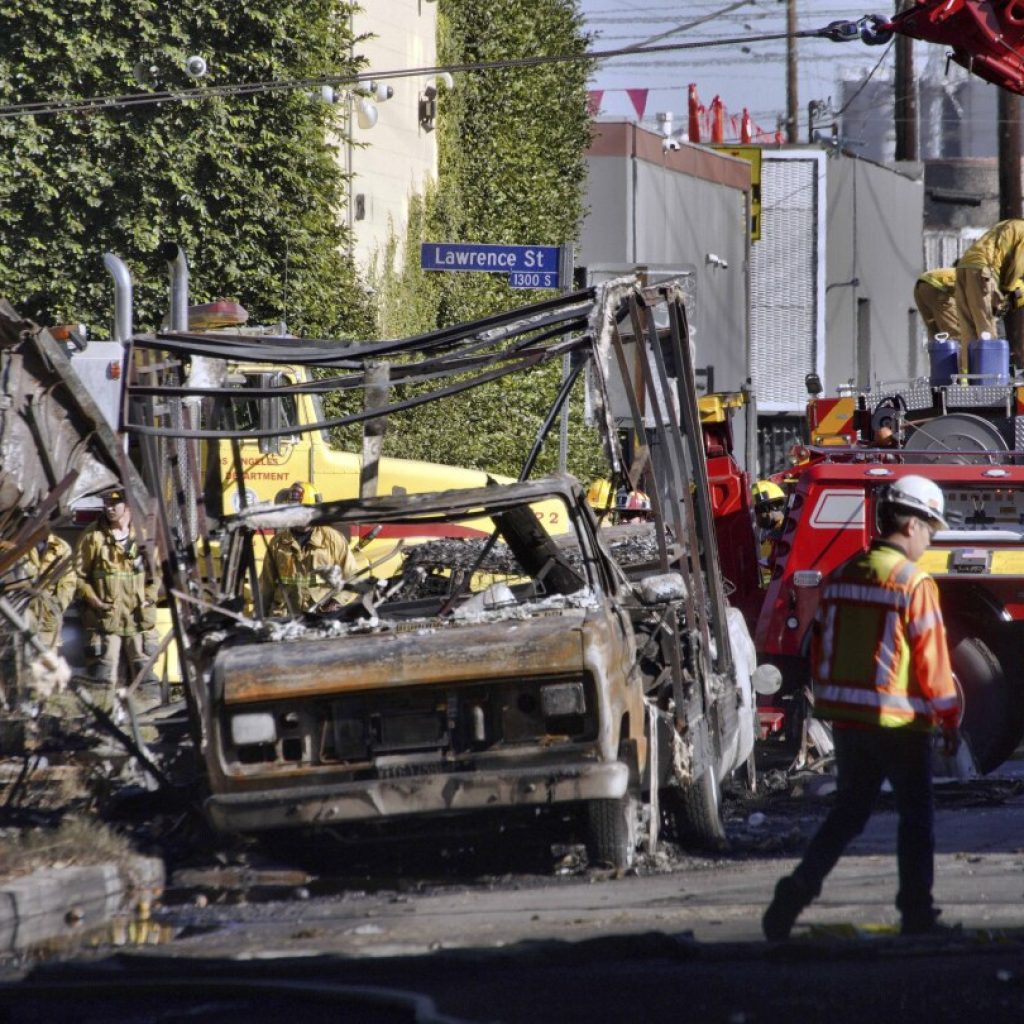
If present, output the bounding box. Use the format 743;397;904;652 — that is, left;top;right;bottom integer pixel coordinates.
349;1;439;275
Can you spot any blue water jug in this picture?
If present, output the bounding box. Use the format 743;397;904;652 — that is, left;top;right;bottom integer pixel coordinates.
969;336;1010;385
927;337;959;386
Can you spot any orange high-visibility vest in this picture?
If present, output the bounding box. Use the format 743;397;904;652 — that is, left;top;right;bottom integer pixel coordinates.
810;541;959;731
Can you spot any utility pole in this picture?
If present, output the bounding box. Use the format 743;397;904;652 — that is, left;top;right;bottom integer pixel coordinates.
893;10;917;161
786;0;798;143
998;87;1023;361
998;88;1022;220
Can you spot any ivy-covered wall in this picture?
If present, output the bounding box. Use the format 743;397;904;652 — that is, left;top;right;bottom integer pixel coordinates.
368;0;605;482
0;1;372;338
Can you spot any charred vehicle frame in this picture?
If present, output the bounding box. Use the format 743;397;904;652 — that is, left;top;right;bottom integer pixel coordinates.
98;273;757;864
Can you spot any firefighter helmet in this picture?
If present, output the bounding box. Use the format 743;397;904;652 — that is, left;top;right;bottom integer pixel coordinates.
615;487;652;520
289;480;319;506
752;480;785;508
100;485;127;505
879;475;947;529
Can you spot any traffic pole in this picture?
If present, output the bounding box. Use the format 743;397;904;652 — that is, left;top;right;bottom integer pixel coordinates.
558;242;575;474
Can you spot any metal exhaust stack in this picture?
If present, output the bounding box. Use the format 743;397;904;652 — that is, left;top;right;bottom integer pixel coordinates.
159;241;189;331
102;253;133;343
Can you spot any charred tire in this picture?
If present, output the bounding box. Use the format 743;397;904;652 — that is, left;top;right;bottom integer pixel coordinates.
665;766;727;850
952;636;1024;773
585;794;640;869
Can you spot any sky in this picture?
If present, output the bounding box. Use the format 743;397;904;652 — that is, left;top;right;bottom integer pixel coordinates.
579;0;930;141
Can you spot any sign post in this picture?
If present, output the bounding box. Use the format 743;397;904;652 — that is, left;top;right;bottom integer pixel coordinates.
558;242;575;473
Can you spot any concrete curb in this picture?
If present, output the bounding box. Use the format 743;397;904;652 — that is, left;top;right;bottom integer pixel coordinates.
0;855;164;955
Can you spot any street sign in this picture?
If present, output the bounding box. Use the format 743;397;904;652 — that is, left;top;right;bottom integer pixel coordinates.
421;242;561;289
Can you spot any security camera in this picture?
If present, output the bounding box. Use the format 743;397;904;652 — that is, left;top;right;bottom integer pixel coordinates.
662;137;681;152
184;55;208;79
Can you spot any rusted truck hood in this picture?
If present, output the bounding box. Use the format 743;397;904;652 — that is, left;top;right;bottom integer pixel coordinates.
214;610;586;705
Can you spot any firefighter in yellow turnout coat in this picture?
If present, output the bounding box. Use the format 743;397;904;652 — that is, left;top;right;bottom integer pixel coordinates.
955;219;1024;362
1;523;75;710
259;481;358;616
914;268;960;336
24;532;76;649
914;268;965;371
74;487;159;703
763;475;960;940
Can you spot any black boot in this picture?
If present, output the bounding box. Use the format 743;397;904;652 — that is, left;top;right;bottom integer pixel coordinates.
762;874;811;941
900;907;960;937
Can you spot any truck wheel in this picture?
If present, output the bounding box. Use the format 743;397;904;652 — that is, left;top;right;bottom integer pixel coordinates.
664;767;727;850
952;636;1024;773
584;794;640;869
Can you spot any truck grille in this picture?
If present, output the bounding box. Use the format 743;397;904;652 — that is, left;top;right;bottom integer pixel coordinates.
223;675;596;773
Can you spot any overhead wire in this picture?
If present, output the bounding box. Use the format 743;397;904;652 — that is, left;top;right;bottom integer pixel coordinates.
0;18;889;121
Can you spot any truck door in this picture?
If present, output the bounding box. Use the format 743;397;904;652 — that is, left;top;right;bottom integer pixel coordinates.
221;371;302;511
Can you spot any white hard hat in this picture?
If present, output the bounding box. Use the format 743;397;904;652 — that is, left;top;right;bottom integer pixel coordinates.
880;475;947;529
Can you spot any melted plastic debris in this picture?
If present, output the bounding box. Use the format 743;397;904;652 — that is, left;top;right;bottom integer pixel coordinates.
232;588;601;643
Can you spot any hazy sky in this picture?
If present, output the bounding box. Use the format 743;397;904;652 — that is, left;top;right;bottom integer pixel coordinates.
579;0;929;141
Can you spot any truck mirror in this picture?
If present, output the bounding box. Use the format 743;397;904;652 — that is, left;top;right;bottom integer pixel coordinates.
258;373;282;455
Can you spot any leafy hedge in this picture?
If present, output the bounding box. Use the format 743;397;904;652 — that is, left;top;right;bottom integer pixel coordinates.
366;0;605;482
0;1;372;338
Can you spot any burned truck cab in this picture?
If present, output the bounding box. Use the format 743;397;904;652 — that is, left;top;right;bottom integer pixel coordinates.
198;477;649;863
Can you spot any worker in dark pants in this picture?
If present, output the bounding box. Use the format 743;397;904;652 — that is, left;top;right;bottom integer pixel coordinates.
762;475;961;940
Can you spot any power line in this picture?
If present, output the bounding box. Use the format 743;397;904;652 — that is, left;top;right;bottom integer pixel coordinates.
629;1;758;50
0;20;882;121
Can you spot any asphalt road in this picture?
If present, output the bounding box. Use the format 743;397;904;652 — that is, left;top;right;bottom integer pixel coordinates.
5;765;1024;1023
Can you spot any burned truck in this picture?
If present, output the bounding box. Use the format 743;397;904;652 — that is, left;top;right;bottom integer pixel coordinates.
122;275;758;864
202;478;652;864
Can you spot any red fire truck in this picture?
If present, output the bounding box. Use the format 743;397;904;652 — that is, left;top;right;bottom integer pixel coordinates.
754;378;1024;774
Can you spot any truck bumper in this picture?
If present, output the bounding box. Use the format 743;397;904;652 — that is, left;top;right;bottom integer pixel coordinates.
205;760;629;834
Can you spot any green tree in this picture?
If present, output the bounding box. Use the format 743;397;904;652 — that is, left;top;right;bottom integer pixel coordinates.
0;1;372;338
369;0;604;482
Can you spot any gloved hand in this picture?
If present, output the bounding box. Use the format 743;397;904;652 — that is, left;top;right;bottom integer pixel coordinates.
941;725;960;757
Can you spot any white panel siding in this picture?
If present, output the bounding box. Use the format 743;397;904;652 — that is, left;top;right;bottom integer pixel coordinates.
751;158;819;410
